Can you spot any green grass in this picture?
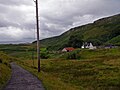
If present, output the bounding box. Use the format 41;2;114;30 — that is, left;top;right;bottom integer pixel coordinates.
0;64;11;90
59;48;120;60
79;48;120;59
0;51;14;90
0;44;120;90
18;60;81;90
0;44;37;60
18;48;120;90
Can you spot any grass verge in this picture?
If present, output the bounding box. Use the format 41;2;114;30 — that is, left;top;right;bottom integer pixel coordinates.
0;51;16;90
0;64;11;90
18;58;120;90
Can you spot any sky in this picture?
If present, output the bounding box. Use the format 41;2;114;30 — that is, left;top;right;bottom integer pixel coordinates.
0;0;120;44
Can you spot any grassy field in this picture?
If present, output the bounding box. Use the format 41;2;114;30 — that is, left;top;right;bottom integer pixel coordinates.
0;44;37;60
0;63;11;90
0;44;62;60
18;48;120;90
0;51;14;90
0;44;120;90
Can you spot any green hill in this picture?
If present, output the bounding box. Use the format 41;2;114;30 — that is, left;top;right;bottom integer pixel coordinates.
33;14;120;50
106;35;120;45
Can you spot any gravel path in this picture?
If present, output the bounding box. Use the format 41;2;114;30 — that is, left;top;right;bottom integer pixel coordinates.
4;62;45;90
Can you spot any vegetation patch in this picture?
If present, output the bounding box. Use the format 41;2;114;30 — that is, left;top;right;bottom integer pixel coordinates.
0;51;16;89
18;53;120;90
0;64;11;90
0;44;120;90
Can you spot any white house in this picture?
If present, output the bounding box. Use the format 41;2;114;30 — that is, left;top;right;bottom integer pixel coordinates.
81;42;96;49
81;43;85;48
89;43;96;49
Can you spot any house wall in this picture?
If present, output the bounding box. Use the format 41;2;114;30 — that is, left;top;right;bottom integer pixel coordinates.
62;48;67;52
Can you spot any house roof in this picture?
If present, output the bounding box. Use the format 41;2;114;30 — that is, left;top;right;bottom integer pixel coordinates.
64;47;75;51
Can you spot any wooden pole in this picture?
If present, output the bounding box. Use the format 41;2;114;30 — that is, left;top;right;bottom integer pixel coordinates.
35;0;40;72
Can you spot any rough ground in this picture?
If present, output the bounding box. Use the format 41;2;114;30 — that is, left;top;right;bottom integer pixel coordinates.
4;62;45;90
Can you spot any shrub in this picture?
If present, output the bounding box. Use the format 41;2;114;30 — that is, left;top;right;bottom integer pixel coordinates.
66;50;80;59
40;52;49;59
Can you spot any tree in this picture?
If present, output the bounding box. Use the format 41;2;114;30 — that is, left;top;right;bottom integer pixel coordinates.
68;34;83;48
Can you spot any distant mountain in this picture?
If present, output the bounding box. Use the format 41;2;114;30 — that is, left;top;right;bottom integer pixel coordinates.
33;14;120;50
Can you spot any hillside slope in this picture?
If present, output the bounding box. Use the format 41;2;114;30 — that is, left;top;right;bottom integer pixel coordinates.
33;14;120;50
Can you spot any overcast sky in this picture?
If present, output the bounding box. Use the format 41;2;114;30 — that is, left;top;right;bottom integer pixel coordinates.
0;0;120;44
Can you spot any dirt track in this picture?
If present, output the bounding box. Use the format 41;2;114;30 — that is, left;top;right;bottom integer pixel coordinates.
4;62;45;90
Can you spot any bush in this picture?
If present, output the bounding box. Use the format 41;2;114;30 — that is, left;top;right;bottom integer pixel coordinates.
40;52;49;59
66;50;80;59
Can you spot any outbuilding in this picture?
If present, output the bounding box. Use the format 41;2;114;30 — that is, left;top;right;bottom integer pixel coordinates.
62;47;75;52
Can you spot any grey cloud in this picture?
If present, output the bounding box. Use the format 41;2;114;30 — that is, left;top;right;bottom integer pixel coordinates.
0;0;120;43
0;0;33;6
40;0;120;36
0;16;20;27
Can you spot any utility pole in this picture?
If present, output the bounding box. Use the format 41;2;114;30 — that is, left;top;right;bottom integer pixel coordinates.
34;0;40;72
